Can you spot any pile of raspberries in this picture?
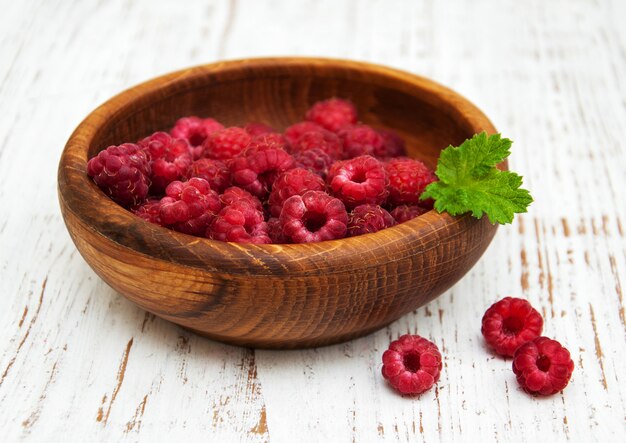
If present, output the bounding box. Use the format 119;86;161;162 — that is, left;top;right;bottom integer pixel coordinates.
87;98;436;244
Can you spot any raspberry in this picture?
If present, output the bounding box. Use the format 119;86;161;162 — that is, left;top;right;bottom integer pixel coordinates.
138;132;192;194
202;127;252;160
283;121;324;146
245;133;289;154
291;130;343;160
347;204;396;236
268;168;326;217
338;124;385;159
390;204;429;223
159;178;221;236
267;217;288;244
513;337;574;395
188;158;231;193
329;155;388;208
208;200;271;244
326;159;346;182
376;129;407;158
170;116;224;159
244;122;275;137
292;148;333;178
382;334;442;395
87;143;151;207
230;146;295;198
385;158;437;205
305;98;357;132
220;186;263;212
279;191;348;243
132;198;163;225
481;297;544;357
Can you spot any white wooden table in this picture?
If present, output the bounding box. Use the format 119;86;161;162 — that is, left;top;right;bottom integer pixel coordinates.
1;0;624;441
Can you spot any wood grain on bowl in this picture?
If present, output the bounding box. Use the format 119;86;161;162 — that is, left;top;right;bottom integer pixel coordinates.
57;58;501;348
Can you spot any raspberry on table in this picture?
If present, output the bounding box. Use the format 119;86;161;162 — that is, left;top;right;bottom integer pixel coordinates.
338;124;385;159
219;186;263;212
131;198;163;226
305;98;358;132
513;337;574;395
202;127;252;160
188;158;232;194
138;131;192;194
283;121;324;146
329;155;388;208
390;204;429;223
293;148;334;178
385;158;437;205
268;168;326;217
87;143;151;208
290;129;343;160
347;204;396;236
208;200;271;244
279;190;348;243
481;297;544;357
170;116;224;160
376;129;407;158
382;334;443;395
244;122;276;137
159;178;221;236
230;145;296;198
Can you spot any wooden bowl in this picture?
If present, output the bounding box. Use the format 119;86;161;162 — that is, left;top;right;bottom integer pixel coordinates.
58;58;500;349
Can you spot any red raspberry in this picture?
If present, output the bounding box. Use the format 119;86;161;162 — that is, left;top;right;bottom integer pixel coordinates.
202;127;252;160
390;204;429;223
279;191;348;243
132;198;163;225
305;98;357;132
268;168;326;217
87;143;151;207
382;334;442;395
326;159;346;182
283;121;324;146
245;133;289;154
220;187;263;212
170;116;224;159
329;155;388;208
481;297;544;357
267;217;288;243
293;148;333;178
291;130;343;160
338;124;385;159
208;200;271;244
159;178;221;236
138;132;192;194
385;158;437;205
244;122;275;137
230;146;295;198
376;129;407;158
347;204;396;236
513;337;574;395
188;158;231;193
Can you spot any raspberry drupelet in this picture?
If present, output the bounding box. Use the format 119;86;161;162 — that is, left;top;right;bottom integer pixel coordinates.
170;116;224;160
219;186;263;212
188;158;232;194
159;178;221;236
385;158;437;205
338;124;385;159
138;132;192;194
245;133;289;154
279;190;348;243
481;297;544;357
267;217;288;244
293;148;334;178
513;337;574;395
305;98;358;132
87;143;151;207
132;198;163;225
390;204;429;223
283;121;324;146
376;129;407;158
230;145;296;198
382;334;443;395
329;155;388;208
290;129;343;160
268;168;326;217
347;204;396;236
208;200;271;244
202;127;252;160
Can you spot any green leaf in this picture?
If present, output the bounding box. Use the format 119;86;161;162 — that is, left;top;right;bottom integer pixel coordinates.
422;132;533;224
